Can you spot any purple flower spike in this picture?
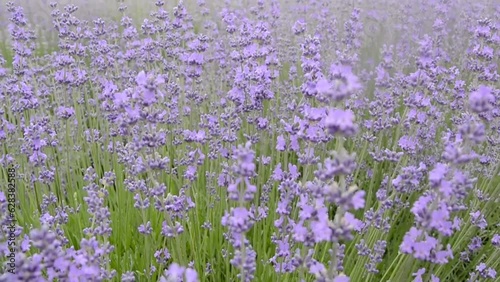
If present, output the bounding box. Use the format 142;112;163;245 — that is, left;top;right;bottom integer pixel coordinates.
160;262;199;282
325;109;357;137
469;85;495;113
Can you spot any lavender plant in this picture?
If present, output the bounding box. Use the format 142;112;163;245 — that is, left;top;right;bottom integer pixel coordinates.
0;0;499;281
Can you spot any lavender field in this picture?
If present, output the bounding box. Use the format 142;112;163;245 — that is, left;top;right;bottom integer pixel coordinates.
0;0;499;281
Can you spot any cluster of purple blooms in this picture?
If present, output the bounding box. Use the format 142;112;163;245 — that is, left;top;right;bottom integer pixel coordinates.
1;0;499;281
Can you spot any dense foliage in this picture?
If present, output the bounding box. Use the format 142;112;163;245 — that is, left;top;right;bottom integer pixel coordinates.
0;0;499;281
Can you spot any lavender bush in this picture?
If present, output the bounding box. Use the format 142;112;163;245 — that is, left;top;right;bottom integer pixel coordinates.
0;0;499;281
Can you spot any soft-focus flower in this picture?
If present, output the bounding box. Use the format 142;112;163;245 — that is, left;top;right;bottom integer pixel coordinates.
469;85;495;113
325;109;357;136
